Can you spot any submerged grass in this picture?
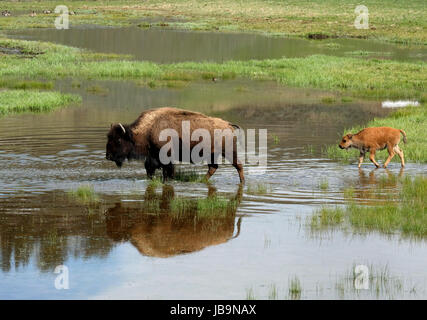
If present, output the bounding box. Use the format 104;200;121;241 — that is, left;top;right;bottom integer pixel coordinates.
334;264;409;299
310;175;427;238
288;276;302;300
170;195;237;218
326;105;427;163
67;184;99;205
247;182;270;195
0;89;81;116
173;168;205;183
0;79;53;90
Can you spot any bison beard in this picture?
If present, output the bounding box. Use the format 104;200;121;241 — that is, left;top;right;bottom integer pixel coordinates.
106;107;245;183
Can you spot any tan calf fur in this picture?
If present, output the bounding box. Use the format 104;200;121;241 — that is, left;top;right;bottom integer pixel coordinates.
339;127;406;168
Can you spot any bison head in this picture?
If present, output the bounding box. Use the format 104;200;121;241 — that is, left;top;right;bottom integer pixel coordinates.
339;133;353;150
106;123;135;168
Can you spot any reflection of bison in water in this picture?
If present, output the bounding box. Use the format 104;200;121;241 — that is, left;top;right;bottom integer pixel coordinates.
105;185;243;258
106;107;244;182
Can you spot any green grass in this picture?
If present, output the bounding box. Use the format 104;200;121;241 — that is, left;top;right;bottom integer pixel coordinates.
0;89;81;116
1;0;426;44
268;284;278;300
86;85;109;95
321;96;336;104
173;168;205;183
326;104;427;163
147;177;164;188
245;287;256;300
310;175;427;238
288;276;302;300
170;195;237;218
318;179;329;191
0;79;53;90
271;134;280;145
334;263;408;299
1;38;425;102
67;184;99;204
247;182;270;195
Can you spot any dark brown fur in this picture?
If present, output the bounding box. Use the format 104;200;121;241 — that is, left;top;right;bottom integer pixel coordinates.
106;107;244;182
339;126;406;168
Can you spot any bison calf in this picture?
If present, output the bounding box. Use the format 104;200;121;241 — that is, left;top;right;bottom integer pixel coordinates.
106;107;244;183
339;127;406;168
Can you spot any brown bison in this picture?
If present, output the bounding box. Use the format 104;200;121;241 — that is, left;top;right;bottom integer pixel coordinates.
339;126;406;168
106;107;244;182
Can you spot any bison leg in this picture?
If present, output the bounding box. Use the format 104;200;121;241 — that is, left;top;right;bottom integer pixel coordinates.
162;163;175;182
231;150;245;183
394;145;405;167
369;149;380;168
144;157;160;179
384;145;396;168
233;162;245;184
205;164;218;181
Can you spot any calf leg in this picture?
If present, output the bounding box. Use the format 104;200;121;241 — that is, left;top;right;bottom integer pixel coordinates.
358;151;365;168
383;145;395;168
369;149;380;168
394;145;405;167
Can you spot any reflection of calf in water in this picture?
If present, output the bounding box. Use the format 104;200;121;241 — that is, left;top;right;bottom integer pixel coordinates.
106;184;243;258
358;167;404;187
354;168;404;202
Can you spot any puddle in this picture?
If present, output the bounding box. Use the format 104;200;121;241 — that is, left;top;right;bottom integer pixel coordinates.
0;53;426;298
382;100;420;108
1;79;426;299
6;26;427;63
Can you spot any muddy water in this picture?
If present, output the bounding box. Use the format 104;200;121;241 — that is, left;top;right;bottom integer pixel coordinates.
0;78;426;299
7;26;427;62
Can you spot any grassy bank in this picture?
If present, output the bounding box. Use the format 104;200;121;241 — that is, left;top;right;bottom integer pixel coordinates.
326;104;427;163
0;0;426;44
1;38;425;101
0;89;81;116
310;175;427;238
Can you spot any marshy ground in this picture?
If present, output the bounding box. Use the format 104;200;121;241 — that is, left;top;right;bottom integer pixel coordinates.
0;0;425;300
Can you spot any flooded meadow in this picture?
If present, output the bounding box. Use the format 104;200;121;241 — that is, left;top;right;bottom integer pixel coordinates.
0;27;426;300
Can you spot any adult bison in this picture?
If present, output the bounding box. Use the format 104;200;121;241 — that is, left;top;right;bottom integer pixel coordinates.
106;107;244;182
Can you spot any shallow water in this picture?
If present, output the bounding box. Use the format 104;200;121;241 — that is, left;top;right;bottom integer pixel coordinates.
0;77;426;299
7;26;427;63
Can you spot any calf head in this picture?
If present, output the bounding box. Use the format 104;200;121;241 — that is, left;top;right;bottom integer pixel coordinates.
339;134;353;150
106;123;134;167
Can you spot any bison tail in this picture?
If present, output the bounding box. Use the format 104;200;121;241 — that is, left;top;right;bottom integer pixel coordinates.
230;123;241;131
400;129;407;144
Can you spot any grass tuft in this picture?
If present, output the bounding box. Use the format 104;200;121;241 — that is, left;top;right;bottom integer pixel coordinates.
0;89;81;116
68;184;99;204
288;276;302;300
310;175;427;238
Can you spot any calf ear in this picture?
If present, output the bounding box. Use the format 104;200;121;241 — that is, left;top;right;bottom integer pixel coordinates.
347;134;353;139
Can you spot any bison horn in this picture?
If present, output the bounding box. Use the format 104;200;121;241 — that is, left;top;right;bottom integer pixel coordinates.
118;123;126;134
